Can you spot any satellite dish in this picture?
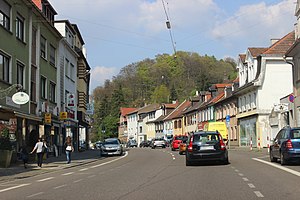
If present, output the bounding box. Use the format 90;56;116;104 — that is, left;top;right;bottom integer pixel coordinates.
12;92;29;105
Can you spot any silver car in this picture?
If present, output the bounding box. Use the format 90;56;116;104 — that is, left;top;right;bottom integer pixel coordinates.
100;138;124;156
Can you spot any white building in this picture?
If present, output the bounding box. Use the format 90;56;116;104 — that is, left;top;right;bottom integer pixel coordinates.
54;20;78;144
235;32;294;148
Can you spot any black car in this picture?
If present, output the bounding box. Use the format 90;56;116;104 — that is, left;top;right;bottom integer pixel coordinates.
185;131;229;166
139;140;151;148
269;126;300;165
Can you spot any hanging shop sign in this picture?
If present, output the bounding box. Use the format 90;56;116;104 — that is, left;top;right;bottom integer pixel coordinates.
60;112;68;120
44;113;52;124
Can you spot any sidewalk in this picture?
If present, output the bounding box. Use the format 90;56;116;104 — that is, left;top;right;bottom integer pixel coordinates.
0;149;102;183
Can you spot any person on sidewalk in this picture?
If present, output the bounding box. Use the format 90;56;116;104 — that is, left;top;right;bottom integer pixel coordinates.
19;145;28;169
30;138;47;168
65;136;74;164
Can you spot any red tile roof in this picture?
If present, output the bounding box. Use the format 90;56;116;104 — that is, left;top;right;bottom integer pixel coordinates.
239;54;246;63
248;48;269;57
164;100;191;120
120;107;137;116
263;31;295;55
215;83;232;88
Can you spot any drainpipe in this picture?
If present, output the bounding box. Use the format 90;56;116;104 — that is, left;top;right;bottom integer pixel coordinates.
283;55;296;127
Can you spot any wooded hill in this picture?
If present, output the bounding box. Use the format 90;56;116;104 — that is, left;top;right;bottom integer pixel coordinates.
91;51;237;141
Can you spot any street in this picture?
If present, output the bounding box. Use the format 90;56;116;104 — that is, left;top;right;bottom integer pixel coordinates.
0;148;300;200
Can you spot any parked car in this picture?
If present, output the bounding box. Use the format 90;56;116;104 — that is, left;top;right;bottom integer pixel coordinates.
139;140;151;148
179;137;188;155
171;135;188;151
127;139;138;148
95;141;103;149
269;126;300;165
100;138;124;156
185;131;229;166
150;138;166;149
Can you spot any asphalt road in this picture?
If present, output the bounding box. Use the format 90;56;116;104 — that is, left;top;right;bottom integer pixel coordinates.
0;148;300;200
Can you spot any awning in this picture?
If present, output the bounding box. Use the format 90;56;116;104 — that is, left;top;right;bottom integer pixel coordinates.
14;111;42;122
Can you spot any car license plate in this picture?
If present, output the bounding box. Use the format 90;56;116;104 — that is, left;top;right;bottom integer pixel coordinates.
200;146;214;150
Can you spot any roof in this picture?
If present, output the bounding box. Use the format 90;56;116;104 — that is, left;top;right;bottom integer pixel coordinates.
214;83;232;88
120;108;137;117
239;54;246;63
263;31;295;55
164;100;191;121
248;48;269;58
137;104;160;114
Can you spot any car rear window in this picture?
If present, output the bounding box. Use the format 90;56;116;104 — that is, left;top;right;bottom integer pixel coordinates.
174;136;187;140
193;133;220;144
104;139;119;145
291;130;300;139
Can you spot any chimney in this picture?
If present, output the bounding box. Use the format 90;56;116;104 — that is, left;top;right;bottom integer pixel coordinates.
205;92;211;102
270;38;280;45
32;0;42;10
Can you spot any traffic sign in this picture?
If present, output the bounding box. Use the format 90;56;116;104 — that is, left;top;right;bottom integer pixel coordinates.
226;115;230;122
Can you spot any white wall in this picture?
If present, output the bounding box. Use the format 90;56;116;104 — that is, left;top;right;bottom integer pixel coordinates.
258;59;293;110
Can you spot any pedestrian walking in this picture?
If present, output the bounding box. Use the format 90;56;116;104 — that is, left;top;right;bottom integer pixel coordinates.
19;145;28;168
65;136;74;164
30;138;47;168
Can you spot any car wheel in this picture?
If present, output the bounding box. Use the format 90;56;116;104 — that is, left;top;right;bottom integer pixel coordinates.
269;149;277;162
223;157;229;165
186;158;192;166
280;152;287;165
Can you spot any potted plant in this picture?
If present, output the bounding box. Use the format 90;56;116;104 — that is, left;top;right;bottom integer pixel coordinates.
0;128;13;168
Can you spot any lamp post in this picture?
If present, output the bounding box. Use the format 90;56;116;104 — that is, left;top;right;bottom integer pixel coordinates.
0;84;29;105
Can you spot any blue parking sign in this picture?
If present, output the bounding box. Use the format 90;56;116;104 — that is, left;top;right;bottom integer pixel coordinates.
226;115;230;122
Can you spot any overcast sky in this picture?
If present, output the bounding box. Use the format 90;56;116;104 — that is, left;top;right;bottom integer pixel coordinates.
49;0;295;93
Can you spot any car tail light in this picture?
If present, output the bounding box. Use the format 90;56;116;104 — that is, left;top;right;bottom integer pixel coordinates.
286;139;293;149
220;137;226;150
187;136;193;152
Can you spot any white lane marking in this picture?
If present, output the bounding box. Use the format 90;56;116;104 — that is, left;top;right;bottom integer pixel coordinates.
73;179;83;183
54;184;67;189
173;157;175;160
0;184;30;193
254;191;264;198
242;177;249;182
88;175;96;178
79;168;89;172
90;151;128;169
238;173;244;176
235;169;239;172
26;192;44;198
37;177;54;182
253;158;300;177
248;183;256;188
62;172;74;176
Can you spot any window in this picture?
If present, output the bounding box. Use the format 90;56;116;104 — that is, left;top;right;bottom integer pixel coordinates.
41;76;46;99
17;62;24;87
0;52;10;82
49;82;56;102
40;36;46;59
16;15;24;41
31;28;37;65
65;59;69;78
0;0;10;30
30;65;36;102
49;45;55;65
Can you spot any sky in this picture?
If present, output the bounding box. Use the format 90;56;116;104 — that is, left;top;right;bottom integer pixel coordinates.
48;0;296;93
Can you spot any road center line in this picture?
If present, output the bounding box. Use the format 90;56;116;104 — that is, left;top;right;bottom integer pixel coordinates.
253;158;300;177
73;179;83;183
62;172;74;176
79;168;89;172
37;177;54;182
54;184;67;189
26;192;44;198
242;177;249;181
238;173;244;176
254;191;264;198
0;184;30;193
248;183;256;188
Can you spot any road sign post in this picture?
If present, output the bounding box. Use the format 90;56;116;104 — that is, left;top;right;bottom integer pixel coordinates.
226;115;230;149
